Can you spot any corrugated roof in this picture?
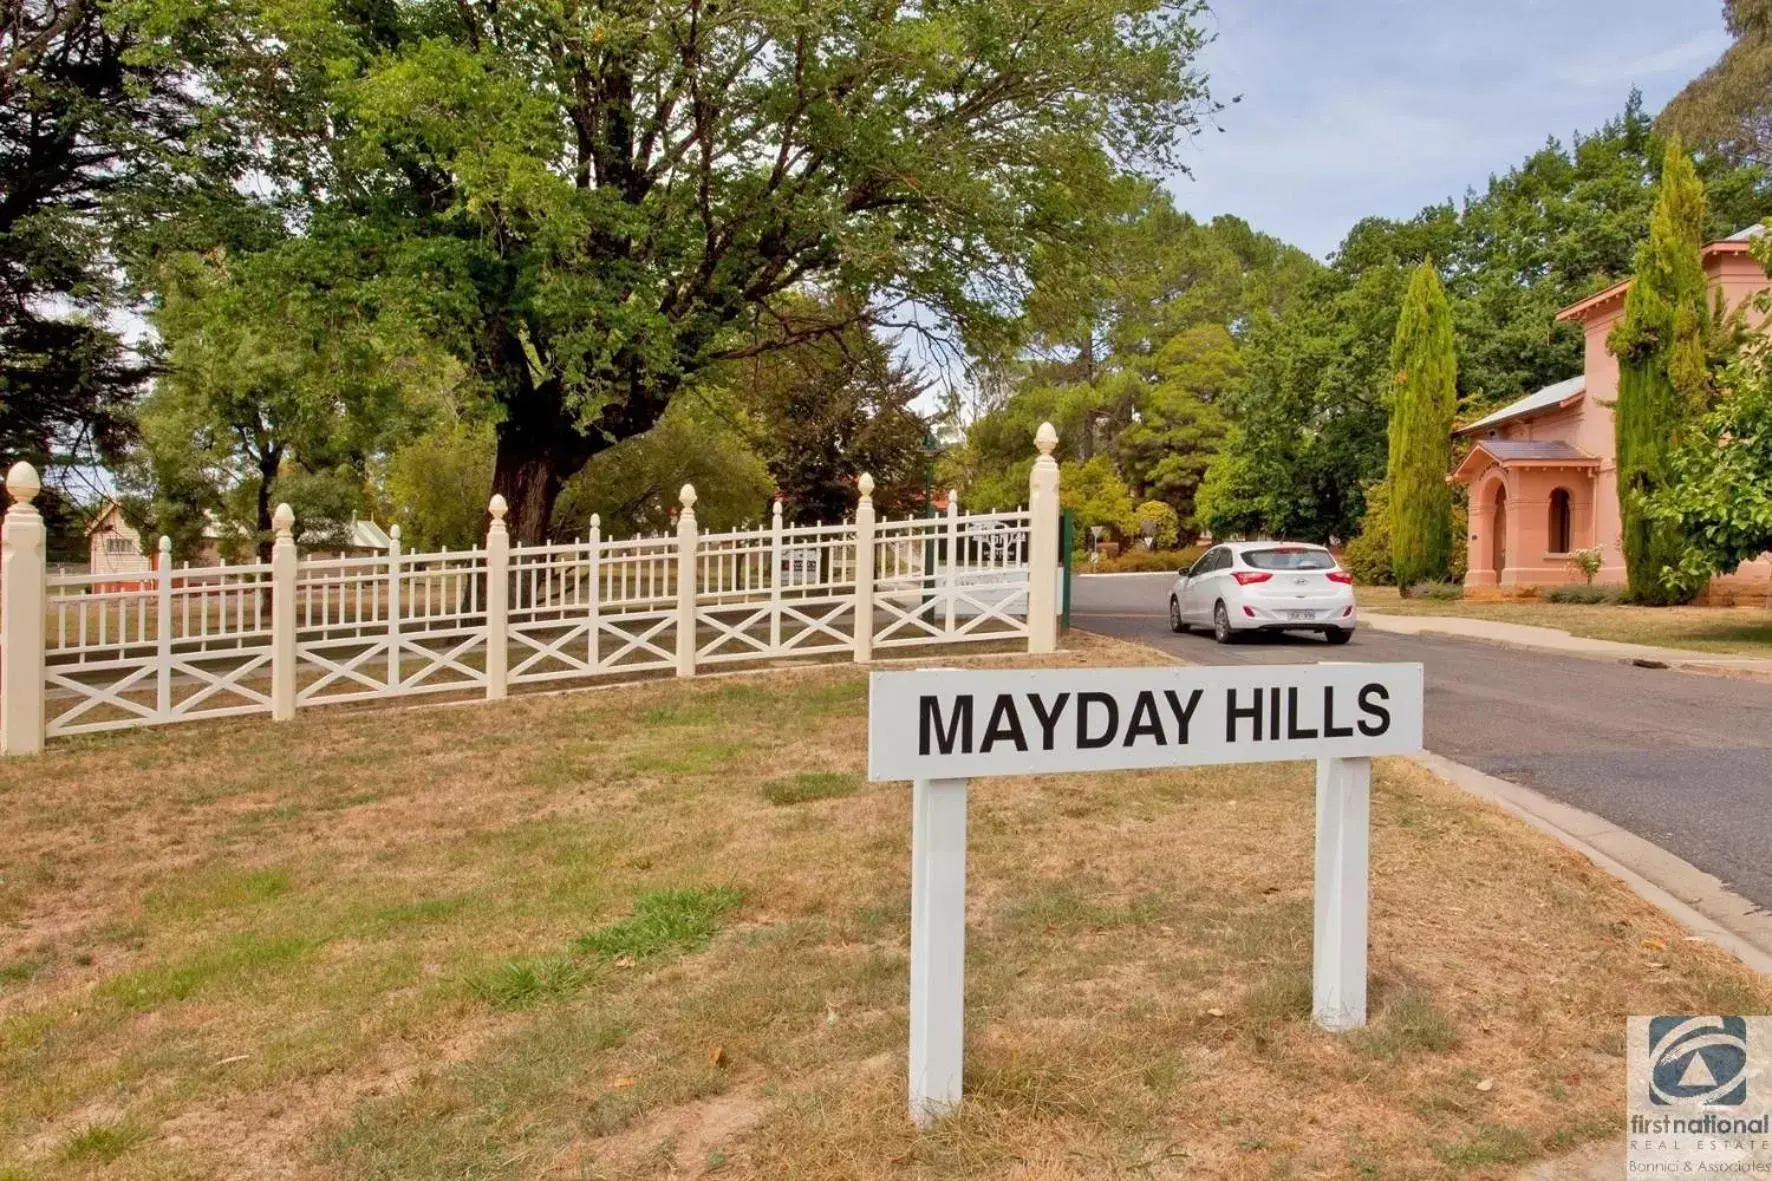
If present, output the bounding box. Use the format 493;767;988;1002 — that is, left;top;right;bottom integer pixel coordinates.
1455;375;1584;435
347;518;393;550
1726;223;1766;242
1474;440;1596;463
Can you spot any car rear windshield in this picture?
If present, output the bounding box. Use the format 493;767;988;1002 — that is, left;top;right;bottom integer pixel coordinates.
1242;547;1335;571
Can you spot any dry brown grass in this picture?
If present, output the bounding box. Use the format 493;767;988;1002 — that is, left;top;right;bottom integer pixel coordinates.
1;630;1767;1179
1356;586;1772;656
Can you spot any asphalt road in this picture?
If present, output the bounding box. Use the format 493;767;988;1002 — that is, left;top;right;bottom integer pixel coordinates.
1072;572;1772;912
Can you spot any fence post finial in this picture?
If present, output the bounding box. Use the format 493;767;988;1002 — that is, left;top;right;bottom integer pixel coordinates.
1;462;45;754
675;484;698;677
488;494;508;527
6;461;40;506
1027;424;1060;654
270;503;298;720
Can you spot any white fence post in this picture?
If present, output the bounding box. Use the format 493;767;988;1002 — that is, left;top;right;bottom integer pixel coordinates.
854;474;876;663
1;463;46;755
943;490;959;635
1026;422;1060;654
155;536;173;717
676;484;697;678
768;497;783;652
909;775;969;1126
485;495;509;700
386;524;402;690
1313;755;1371;1031
270;503;297;721
587;514;601;670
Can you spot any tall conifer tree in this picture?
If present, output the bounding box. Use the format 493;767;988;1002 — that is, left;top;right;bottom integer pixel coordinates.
1385;261;1458;591
1609;140;1710;604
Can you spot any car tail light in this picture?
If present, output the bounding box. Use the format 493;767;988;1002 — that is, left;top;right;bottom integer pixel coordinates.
1231;570;1272;586
1326;571;1352;584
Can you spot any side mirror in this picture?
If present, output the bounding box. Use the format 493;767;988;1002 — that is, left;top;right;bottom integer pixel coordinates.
1178;567;1191;579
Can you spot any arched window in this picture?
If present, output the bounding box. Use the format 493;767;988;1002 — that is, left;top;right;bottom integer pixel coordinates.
1548;488;1572;554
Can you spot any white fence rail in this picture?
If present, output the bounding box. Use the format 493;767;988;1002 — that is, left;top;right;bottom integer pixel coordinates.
0;424;1063;751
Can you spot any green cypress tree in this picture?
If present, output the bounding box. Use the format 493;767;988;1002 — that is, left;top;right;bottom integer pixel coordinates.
1385;261;1458;592
1609;139;1710;605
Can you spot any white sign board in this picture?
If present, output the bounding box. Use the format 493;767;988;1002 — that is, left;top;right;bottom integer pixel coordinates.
778;545;821;587
868;662;1424;1126
869;664;1423;781
949;518;1028;618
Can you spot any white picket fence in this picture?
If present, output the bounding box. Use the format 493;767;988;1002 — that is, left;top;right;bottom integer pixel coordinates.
0;425;1062;751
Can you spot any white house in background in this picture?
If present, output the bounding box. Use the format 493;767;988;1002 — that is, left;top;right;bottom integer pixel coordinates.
86;501;155;578
86;501;394;573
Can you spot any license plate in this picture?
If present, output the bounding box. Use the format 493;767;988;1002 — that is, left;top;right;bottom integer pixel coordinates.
1284;609;1318;620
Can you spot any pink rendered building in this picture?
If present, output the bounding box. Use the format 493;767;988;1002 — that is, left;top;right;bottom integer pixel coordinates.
1450;227;1772;600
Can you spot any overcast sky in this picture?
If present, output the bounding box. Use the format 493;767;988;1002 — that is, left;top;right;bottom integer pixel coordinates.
1170;1;1733;259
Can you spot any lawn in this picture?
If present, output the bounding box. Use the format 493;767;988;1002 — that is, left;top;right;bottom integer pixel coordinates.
2;634;1769;1179
1357;586;1772;657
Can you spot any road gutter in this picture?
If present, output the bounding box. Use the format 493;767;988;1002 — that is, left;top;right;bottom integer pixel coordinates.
1414;750;1772;978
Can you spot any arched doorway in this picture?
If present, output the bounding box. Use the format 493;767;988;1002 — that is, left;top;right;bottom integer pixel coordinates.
1491;486;1508;576
1548;488;1571;553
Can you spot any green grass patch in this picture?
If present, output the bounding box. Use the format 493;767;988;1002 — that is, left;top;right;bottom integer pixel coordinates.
96;934;314;1010
576;886;743;961
143;865;290;918
1350;988;1461;1059
62;1117;152;1162
761;771;860;806
1431;1122;1535;1168
0;957;42;990
462;955;593;1010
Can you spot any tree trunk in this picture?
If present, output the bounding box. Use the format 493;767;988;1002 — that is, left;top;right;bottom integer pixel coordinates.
490;426;577;545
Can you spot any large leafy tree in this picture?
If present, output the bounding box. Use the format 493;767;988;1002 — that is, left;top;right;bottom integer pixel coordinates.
125;245;422;558
166;0;1218;542
1113;324;1233;536
0;0;230;552
1384;261;1456;589
723;304;930;525
1648;280;1772;599
1199;97;1772;545
1608;141;1712;604
1659;0;1772;167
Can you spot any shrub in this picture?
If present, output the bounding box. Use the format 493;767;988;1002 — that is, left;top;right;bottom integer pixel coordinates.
1544;583;1623;604
1132;500;1181;549
1346;478;1466;587
1408;580;1465;601
1565;546;1604;584
1084;546;1206;574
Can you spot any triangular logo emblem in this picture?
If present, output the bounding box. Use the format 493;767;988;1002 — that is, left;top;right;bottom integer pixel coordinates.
1679;1053;1718;1090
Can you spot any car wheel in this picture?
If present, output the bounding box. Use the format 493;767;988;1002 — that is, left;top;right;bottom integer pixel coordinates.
1168;597;1187;633
1324;627;1353;645
1212;600;1235;644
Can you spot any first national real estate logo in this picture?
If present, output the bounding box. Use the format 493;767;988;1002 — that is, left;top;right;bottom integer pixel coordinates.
1649;1017;1748;1107
1628;1016;1772;1173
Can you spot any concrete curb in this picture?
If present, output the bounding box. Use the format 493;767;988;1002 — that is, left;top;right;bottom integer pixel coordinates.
1364;613;1772;680
1413;750;1772;979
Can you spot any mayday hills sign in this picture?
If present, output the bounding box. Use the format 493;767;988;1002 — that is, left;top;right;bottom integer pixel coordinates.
867;665;1425;781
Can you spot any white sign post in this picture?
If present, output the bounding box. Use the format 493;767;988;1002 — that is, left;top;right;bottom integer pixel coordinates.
868;662;1424;1126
